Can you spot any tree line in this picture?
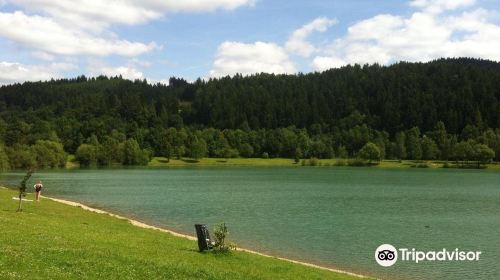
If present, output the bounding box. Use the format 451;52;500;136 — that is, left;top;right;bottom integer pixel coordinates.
0;58;499;169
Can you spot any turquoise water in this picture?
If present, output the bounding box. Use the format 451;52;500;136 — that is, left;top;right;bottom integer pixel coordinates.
1;167;499;280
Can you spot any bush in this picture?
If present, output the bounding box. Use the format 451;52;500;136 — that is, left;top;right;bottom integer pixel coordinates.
97;137;122;166
0;144;10;171
121;139;150;166
239;143;254;158
294;156;300;164
75;144;97;167
189;138;207;160
32;140;67;168
216;147;239;159
335;159;347;166
411;162;429;168
336;145;348;159
213;223;235;253
6;144;36;169
358;142;381;164
308;157;319;166
261;152;269;159
347;158;368;166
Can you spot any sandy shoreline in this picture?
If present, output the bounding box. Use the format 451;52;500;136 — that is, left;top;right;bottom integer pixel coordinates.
1;186;370;279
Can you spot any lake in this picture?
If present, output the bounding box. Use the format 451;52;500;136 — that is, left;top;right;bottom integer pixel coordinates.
1;167;499;280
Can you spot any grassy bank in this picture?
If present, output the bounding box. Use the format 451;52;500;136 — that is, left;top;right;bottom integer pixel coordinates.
148;157;500;170
149;157;299;167
0;188;367;280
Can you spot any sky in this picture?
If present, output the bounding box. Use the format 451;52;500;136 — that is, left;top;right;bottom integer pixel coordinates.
0;0;499;84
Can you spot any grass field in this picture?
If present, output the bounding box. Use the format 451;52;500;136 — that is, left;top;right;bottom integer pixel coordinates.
0;188;367;280
148;157;299;167
148;157;500;170
63;154;500;170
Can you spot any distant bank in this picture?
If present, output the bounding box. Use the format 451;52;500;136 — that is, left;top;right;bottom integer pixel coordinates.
59;156;500;170
147;157;500;170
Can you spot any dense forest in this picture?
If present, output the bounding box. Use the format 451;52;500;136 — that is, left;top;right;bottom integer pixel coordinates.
0;58;499;169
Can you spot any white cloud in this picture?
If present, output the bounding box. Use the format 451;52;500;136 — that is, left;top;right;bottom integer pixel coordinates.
6;0;255;31
8;0;160;32
0;11;158;57
0;61;74;84
31;51;56;61
209;41;296;77
0;0;254;83
312;56;347;71
128;58;153;68
410;0;476;14
89;62;144;81
285;16;337;57
149;0;256;13
312;2;500;71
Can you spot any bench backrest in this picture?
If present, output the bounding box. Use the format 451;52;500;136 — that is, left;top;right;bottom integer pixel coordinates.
194;224;212;252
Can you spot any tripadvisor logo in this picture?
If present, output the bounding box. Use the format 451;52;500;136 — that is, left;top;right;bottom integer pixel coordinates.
375;244;482;267
375;244;398;267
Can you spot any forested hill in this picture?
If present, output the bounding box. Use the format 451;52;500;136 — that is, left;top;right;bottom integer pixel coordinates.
0;58;500;169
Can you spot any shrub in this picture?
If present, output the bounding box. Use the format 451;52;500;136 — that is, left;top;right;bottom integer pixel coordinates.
32;140;67;168
294;155;300;164
308;157;319;166
6;144;36;169
358;142;381;164
213;223;235;253
335;159;347;166
0;144;10;171
121;139;150;166
239;143;254;158
347;158;367;166
189;138;207;160
75;144;97;167
411;162;429;168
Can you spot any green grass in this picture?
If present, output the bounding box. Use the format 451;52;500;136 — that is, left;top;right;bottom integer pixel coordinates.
65;154;80;169
65;154;500;170
0;188;367;280
149;157;300;167
148;157;500;170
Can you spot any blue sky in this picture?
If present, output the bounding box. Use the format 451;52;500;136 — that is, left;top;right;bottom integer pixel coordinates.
0;0;499;84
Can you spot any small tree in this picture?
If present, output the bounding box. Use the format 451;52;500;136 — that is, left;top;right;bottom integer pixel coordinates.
0;144;10;171
121;139;150;165
336;145;348;159
406;127;422;160
189;138;208;160
453;141;473;166
17;169;34;212
358;142;381;165
395;132;407;160
239;143;254;158
472;144;495;168
213;223;235;252
75;144;97;166
294;148;302;163
421;136;439;160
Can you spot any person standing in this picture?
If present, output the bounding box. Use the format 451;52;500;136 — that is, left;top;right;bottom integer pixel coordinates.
33;181;43;201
